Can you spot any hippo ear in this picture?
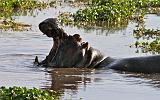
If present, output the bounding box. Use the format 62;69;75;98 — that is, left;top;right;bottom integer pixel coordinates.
73;34;82;42
81;42;89;50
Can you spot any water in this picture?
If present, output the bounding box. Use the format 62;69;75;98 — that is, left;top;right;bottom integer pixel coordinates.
1;4;160;100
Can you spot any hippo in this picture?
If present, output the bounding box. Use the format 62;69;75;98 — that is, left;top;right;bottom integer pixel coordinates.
35;18;160;73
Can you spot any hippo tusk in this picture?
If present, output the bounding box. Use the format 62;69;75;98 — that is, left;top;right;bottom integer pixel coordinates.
34;56;39;65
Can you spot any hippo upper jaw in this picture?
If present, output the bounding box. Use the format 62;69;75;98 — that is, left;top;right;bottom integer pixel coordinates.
39;18;58;38
39;18;68;39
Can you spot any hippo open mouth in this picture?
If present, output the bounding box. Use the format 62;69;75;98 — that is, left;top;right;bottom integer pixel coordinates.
36;18;104;67
39;18;68;51
38;18;68;66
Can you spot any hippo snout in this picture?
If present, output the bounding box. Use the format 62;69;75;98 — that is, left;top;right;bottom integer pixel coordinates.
39;18;59;37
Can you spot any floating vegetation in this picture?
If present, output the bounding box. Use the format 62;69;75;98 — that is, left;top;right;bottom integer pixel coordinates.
73;0;135;22
147;7;160;16
134;38;160;54
0;0;54;19
58;12;74;25
0;20;31;31
58;0;137;27
133;28;160;39
0;86;61;100
132;20;160;54
0;0;56;31
59;0;160;28
58;12;128;31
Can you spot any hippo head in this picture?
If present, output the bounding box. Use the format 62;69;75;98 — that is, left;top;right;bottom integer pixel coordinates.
39;18;68;39
38;18;104;68
48;34;104;68
38;18;69;64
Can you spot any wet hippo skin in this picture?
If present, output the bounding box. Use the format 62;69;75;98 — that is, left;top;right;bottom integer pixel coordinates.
38;18;68;66
35;18;160;73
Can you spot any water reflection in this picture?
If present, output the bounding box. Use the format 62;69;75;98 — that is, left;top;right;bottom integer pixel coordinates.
45;68;160;96
77;21;129;36
47;68;93;92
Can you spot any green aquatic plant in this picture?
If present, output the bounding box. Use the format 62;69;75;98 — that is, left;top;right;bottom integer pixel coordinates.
0;0;56;31
58;0;144;30
73;0;136;23
134;38;160;54
58;12;128;31
132;19;160;54
0;20;31;31
0;86;61;100
133;27;160;39
73;0;150;23
58;12;74;25
0;0;52;19
59;0;160;28
91;0;160;8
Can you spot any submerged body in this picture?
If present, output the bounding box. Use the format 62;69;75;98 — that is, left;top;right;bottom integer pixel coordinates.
36;18;160;73
100;56;160;73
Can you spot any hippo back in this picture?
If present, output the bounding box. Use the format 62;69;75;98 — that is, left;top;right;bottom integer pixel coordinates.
107;55;160;73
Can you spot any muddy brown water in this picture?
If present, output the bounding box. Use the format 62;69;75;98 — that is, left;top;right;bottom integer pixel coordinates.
1;4;160;100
